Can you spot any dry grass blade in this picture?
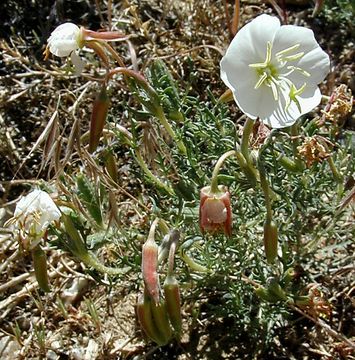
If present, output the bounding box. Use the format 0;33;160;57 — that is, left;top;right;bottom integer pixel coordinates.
13;110;58;179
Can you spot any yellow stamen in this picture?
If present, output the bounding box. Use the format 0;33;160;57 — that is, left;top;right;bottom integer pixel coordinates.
275;44;300;58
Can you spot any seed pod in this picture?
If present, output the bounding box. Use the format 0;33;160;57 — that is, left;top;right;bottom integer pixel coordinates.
150;298;172;344
255;286;277;303
32;245;50;292
267;278;288;301
294;295;311;306
263;220;278;264
136;293;166;345
163;274;182;335
89;85;109;153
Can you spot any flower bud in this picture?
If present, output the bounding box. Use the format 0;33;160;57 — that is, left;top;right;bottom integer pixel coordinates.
199;185;232;237
263;220;278;263
89;85;109;153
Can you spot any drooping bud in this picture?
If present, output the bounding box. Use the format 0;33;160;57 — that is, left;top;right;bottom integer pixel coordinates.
218;88;234;103
263;220;278;263
89;85;109;153
199;185;232;237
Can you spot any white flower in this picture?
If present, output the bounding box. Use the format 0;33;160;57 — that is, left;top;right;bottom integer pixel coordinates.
220;14;330;128
14;189;61;237
47;22;82;57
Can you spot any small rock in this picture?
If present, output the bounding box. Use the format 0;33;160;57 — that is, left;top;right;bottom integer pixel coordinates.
0;336;21;360
84;339;99;360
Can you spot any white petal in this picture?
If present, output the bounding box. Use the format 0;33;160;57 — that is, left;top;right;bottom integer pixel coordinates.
47;22;81;58
297;86;322;114
262;86;322;128
295;47;330;85
220;15;281;119
232;83;275;121
14;189;61;234
49;40;79;57
273;25;330;86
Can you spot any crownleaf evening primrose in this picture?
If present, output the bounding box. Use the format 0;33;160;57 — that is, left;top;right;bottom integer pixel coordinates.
47;23;83;57
14;189;61;239
220;14;330;128
46;22;126;74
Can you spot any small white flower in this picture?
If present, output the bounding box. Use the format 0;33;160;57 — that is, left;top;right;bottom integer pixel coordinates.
220;14;330;128
47;22;82;57
14;189;61;237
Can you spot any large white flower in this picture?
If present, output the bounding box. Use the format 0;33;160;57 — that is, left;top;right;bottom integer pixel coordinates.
47;22;82;57
47;22;86;75
220;14;330;128
14;189;61;237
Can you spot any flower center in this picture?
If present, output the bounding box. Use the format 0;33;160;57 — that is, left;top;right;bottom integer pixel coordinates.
249;41;311;112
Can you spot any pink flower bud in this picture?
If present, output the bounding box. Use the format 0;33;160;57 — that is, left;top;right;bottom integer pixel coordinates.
199;185;232;237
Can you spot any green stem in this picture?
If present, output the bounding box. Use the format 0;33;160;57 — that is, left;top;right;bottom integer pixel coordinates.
238;118;260;186
240;118;254;164
290;123;305;171
135;149;175;195
210;150;236;193
327;155;343;183
327;155;344;200
233;150;259;187
277;153;303;173
259;168;273;223
156;106;187;155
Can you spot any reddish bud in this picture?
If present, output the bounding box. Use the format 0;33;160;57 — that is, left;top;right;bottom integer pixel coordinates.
142;235;160;304
199;185;232;237
89;85;109;153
